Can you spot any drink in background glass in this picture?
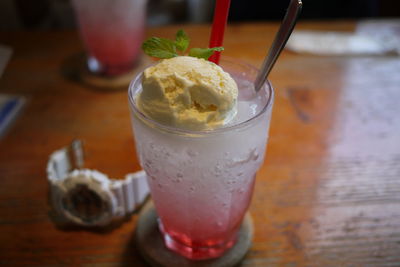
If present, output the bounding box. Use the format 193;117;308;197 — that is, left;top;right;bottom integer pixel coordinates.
72;0;147;76
128;58;274;260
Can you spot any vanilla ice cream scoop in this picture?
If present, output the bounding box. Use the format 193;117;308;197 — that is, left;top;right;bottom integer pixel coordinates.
137;56;238;130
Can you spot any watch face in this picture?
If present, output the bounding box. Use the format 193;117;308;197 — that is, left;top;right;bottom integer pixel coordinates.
61;183;109;224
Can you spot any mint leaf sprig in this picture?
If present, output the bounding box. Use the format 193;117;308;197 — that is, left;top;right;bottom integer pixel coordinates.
175;29;190;52
142;37;177;59
142;30;224;60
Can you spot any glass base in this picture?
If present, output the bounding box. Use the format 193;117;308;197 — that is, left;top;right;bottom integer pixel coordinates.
158;221;237;260
87;56;135;76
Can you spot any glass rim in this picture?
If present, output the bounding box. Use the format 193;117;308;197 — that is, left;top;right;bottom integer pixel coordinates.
128;57;274;136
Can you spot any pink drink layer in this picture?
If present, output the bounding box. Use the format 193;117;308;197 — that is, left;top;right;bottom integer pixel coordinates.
155;175;256;259
73;0;145;76
79;24;143;75
129;61;273;260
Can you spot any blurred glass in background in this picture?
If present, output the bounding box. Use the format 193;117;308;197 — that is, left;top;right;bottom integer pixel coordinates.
71;0;147;76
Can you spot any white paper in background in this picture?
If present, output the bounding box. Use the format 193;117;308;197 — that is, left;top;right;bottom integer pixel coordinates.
286;31;388;55
286;19;400;56
356;19;400;55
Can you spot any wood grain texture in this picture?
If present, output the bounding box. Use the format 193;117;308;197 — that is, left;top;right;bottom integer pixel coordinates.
1;21;399;266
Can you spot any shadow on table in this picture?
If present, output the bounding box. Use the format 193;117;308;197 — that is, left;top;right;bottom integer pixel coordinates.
59;52;152;92
120;229;149;267
47;208;133;234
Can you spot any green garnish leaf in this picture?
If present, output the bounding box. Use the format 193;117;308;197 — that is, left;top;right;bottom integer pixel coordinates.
175;30;190;52
141;30;224;60
188;47;224;60
142;37;178;59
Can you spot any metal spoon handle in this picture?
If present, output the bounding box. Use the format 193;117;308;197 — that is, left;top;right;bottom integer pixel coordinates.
254;0;302;92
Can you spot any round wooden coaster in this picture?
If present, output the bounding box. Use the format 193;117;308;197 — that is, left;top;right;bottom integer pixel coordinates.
135;201;254;267
79;56;152;91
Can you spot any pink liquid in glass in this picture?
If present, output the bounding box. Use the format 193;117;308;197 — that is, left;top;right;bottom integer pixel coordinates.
152;174;256;259
72;0;146;76
79;24;143;75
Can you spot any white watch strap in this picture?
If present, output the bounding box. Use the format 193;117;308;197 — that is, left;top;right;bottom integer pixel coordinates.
47;139;84;183
111;171;149;216
47;140;150;225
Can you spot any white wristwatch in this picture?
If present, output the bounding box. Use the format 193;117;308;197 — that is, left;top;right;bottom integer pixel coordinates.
47;140;149;226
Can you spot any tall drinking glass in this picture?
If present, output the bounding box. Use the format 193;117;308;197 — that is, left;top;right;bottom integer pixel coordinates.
128;58;274;260
71;0;147;76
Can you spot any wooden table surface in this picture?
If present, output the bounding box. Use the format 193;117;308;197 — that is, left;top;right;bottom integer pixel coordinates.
1;21;400;266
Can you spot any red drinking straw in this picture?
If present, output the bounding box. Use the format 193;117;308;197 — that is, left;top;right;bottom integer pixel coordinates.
208;0;231;64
